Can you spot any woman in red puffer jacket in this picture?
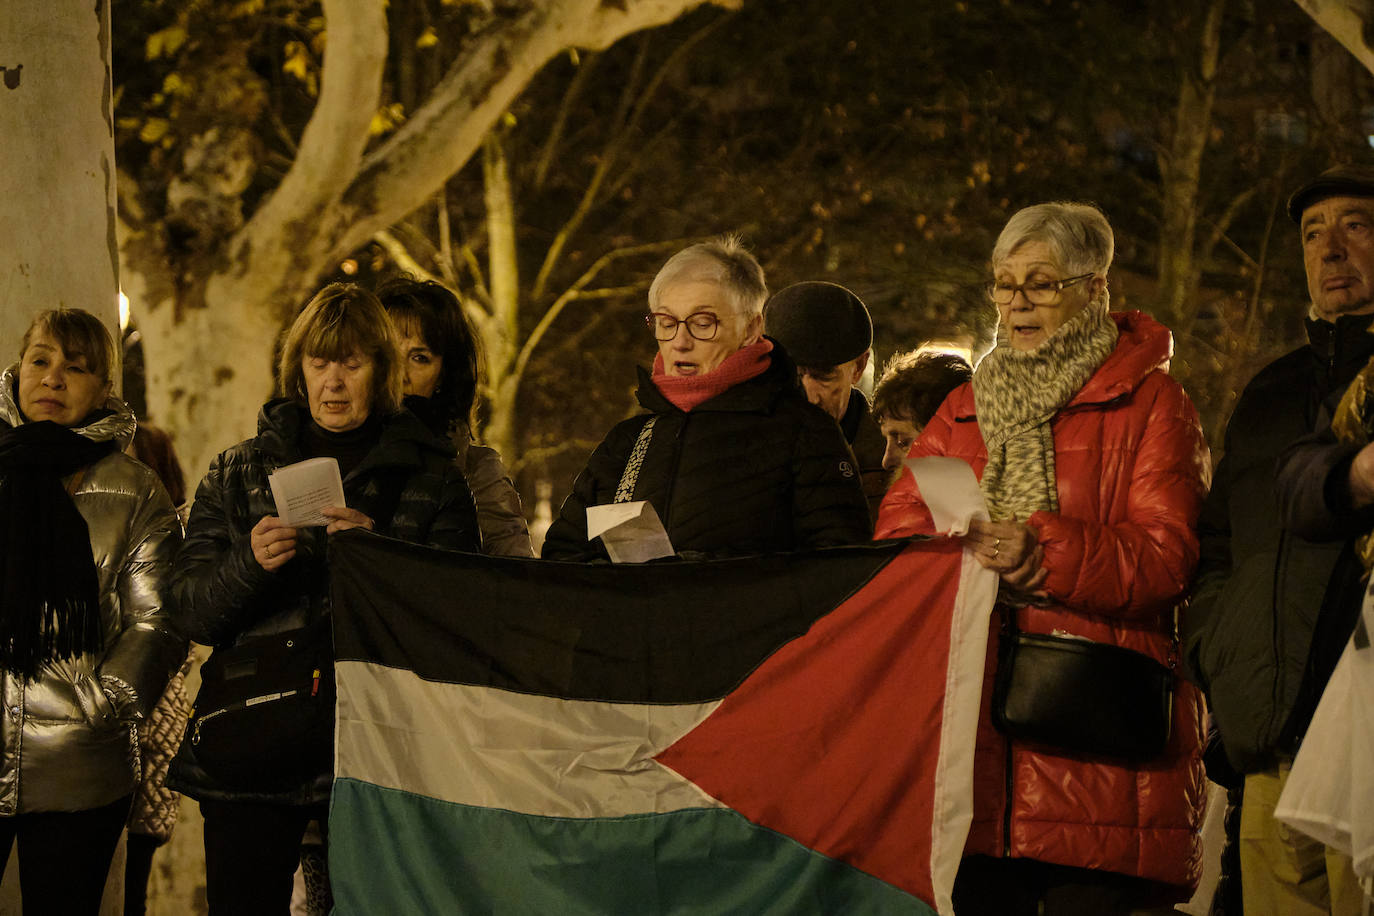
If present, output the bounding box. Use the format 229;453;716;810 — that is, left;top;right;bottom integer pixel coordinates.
876;202;1210;916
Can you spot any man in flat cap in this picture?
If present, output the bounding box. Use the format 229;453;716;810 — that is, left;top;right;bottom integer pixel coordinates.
1184;164;1374;915
765;281;888;522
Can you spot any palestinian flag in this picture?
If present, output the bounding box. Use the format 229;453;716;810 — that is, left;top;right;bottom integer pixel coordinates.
327;531;995;915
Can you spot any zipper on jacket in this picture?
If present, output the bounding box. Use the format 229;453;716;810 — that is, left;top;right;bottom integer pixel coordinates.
659;413;689;532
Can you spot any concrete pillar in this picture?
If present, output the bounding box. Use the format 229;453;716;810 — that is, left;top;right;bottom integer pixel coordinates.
0;0;120;363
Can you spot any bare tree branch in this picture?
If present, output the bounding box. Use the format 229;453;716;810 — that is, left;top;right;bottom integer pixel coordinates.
1294;0;1374;75
230;0;388;313
374;229;441;282
530;15;727;301
333;0;739;263
533;50;604;191
512;238;688;386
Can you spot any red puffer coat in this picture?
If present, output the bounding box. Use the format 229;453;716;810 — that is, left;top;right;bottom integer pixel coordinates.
876;311;1210;894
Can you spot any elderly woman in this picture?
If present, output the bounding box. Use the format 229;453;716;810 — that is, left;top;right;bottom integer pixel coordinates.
876;203;1209;915
167;283;480;913
0;309;183;913
542;237;870;560
377;276;533;557
871;349;973;474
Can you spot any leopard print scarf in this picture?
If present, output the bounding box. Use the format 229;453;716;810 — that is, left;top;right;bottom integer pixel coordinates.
1332;347;1374;572
972;289;1118;521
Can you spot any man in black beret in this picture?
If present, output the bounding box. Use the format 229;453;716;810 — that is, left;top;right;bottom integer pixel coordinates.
764;281;887;523
1185;164;1374;915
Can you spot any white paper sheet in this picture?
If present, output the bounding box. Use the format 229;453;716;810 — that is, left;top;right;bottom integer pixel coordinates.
585;501;675;563
268;456;346;527
904;456;990;535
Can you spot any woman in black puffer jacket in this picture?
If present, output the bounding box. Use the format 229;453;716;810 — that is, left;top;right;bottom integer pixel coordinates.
167;283;479;913
542;238;870;560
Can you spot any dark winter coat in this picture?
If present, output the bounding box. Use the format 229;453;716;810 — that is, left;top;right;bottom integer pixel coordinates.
1185;313;1374;775
167;399;480;805
541;347;871;560
840;391;889;525
876;312;1210;893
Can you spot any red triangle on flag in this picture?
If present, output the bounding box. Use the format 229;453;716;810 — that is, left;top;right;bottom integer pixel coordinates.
657;539;968;905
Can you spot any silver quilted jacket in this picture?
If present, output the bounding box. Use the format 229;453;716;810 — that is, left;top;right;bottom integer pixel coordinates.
0;366;185;814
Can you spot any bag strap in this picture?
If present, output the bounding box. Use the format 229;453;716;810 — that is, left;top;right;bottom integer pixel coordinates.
65;467;87;497
614;417;657;504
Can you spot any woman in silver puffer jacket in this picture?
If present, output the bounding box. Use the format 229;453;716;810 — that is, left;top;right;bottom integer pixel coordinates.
0;309;184;914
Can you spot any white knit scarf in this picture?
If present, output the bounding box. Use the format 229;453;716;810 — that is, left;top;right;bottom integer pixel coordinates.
972;290;1118;521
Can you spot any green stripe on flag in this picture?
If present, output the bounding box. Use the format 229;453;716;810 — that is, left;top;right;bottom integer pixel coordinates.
329;778;935;915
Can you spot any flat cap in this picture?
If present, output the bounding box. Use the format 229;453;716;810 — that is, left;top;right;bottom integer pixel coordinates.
764;281;872;367
1287;164;1374;224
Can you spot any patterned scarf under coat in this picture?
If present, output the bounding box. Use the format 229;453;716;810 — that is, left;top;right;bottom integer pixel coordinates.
972;290;1119;521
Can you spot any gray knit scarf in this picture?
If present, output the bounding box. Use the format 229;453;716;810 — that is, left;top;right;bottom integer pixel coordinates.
972;290;1118;521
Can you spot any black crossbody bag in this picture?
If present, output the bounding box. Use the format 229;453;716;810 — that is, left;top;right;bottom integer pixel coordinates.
990;607;1175;761
185;467;412;790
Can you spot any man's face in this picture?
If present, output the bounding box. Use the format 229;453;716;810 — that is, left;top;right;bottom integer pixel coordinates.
799;351;869;422
1302;195;1374;321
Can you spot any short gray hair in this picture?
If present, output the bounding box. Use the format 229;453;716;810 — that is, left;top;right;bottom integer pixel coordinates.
648;236;768;319
991;202;1114;277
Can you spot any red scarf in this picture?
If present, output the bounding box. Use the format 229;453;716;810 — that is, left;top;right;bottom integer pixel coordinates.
651;338;774;412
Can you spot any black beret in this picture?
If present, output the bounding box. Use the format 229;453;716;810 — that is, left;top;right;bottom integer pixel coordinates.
764;281;872;367
1287;164;1374;224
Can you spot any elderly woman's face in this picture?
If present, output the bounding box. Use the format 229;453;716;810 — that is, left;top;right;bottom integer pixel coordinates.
17;332;111;427
304;350;374;432
654;280;761;377
993;241;1096;352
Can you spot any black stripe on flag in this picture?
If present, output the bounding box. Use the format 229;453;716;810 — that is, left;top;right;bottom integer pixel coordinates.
329;531;911;704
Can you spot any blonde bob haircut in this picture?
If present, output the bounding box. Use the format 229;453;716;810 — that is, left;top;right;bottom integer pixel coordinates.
278;283;405;415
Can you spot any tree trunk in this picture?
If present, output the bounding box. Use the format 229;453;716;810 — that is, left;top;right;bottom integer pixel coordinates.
1;0;119;368
122;0;733;491
1294;0;1374;75
1157;0;1226;336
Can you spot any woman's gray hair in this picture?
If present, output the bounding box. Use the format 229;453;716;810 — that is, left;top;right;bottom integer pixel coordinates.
991;202;1114;277
648;236;768;319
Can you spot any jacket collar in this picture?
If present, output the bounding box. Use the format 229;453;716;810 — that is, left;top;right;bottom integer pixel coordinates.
948;311;1170;420
1304;312;1374;383
1065;310;1172;409
254;397;454;479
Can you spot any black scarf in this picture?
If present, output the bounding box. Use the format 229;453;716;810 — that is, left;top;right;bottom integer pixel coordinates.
0;419;117;679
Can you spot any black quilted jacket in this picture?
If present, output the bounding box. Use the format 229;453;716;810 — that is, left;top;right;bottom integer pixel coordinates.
542;344;871;561
168;398;479;804
1185;314;1374;774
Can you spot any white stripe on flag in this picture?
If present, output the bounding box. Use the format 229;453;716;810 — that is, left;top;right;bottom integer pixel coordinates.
336;660;727;818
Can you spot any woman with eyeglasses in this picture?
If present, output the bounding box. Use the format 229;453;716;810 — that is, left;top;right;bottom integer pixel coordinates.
876;202;1210;915
541;236;870;560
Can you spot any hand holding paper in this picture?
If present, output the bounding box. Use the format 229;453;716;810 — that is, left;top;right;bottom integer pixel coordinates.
269;457;346;527
905;457;1045;593
586;501;675;563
